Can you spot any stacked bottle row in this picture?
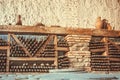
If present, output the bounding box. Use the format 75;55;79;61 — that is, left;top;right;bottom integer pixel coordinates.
90;54;110;71
39;44;55;57
108;40;120;71
57;37;69;47
90;36;120;71
89;42;105;49
90;36;103;42
110;61;120;71
9;61;55;72
89;36;109;71
10;40;28;57
109;37;120;42
58;54;70;69
0;50;7;72
0;38;8;46
18;36;45;56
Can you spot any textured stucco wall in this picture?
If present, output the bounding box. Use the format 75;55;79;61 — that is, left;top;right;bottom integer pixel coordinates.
0;0;120;29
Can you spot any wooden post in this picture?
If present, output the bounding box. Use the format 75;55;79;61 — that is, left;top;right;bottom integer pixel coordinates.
104;37;110;73
6;33;10;72
54;35;58;69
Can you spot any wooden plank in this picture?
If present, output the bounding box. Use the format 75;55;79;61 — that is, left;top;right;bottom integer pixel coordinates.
0;46;9;49
57;47;69;51
109;58;120;61
0;25;119;37
10;34;32;57
9;57;55;61
54;35;58;69
6;34;10;72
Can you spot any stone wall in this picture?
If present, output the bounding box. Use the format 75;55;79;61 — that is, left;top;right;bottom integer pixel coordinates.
66;35;91;71
0;0;120;29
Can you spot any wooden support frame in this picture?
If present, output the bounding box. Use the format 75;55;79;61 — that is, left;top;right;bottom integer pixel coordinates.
0;25;119;73
10;34;32;57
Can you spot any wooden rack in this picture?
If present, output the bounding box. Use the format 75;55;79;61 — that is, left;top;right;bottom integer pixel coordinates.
89;36;120;71
0;26;70;73
0;25;119;73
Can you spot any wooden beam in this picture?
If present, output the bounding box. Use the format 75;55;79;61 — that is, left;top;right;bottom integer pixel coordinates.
0;25;119;37
10;34;32;57
6;33;10;72
56;47;69;51
0;46;9;49
109;58;120;61
9;57;55;61
54;35;58;69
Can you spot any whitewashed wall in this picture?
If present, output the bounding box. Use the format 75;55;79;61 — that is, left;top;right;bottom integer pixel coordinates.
0;0;120;29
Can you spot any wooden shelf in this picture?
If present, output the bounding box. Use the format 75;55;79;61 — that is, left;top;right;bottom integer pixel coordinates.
56;47;69;51
109;58;120;61
0;46;9;49
9;57;55;61
0;25;120;37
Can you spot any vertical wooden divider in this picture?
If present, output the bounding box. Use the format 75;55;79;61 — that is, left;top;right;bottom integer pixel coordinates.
104;37;110;73
54;35;58;69
6;33;10;72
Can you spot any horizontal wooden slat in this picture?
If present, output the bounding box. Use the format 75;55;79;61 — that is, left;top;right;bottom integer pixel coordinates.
0;25;119;37
9;57;55;61
109;58;120;61
56;47;69;51
0;46;9;49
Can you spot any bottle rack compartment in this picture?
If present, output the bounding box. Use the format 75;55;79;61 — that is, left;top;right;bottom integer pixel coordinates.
9;61;55;72
90;36;120;71
0;34;70;73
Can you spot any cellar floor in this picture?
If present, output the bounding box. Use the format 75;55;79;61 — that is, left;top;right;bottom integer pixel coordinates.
0;72;120;80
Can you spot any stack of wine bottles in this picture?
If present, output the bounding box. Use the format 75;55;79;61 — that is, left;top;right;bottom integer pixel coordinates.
108;38;120;71
58;55;69;69
57;38;69;47
40;43;55;57
10;40;28;57
18;36;44;56
9;61;55;72
90;36;120;71
0;38;8;46
8;34;70;73
89;36;110;71
89;39;105;49
90;54;110;71
0;50;7;72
